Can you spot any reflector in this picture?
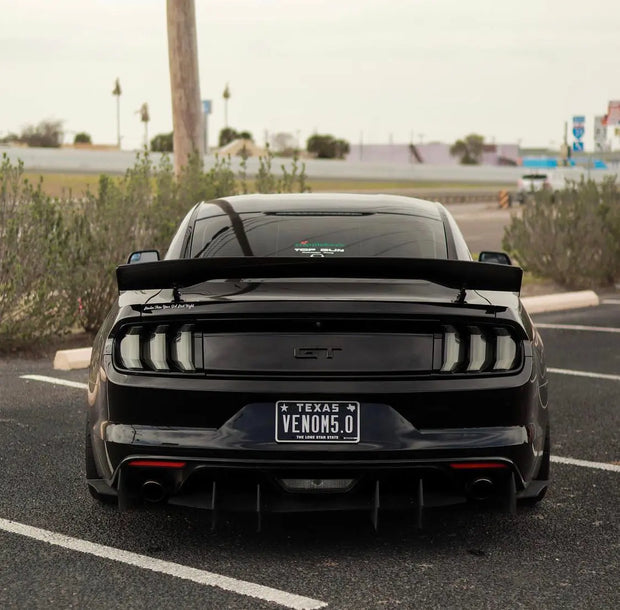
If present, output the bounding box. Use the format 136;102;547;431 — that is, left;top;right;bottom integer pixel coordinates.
128;460;186;468
450;462;508;470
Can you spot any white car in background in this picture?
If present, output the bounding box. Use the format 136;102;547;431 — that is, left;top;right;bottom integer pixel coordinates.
516;171;578;204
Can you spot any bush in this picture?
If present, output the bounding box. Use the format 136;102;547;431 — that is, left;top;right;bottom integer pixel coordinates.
306;134;350;159
503;178;620;289
0;155;76;347
74;132;92;144
151;132;173;152
0;149;309;347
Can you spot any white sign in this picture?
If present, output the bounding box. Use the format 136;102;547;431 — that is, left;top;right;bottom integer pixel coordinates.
594;116;607;151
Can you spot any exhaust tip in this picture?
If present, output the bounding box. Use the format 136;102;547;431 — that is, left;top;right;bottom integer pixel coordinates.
468;478;495;501
142;480;166;503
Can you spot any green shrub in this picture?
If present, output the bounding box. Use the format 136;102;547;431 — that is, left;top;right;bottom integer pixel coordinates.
0;149;310;347
503;178;620;289
0;155;76;347
74;132;92;144
150;132;173;152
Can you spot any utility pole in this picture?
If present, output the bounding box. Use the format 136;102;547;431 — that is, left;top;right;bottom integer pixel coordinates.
167;0;203;175
560;121;569;166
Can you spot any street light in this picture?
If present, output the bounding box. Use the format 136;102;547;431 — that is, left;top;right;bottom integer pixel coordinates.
112;78;122;149
223;83;230;128
137;103;150;149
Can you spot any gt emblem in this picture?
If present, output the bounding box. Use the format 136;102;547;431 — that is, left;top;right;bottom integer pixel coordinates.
294;347;342;359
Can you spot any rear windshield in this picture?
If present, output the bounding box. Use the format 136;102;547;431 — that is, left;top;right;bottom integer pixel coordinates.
190;212;447;259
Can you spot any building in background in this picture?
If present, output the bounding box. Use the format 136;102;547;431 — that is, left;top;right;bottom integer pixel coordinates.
346;142;519;166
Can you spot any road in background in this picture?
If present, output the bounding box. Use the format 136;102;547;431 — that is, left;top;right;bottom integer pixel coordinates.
3;145;619;183
0;301;618;609
445;202;513;252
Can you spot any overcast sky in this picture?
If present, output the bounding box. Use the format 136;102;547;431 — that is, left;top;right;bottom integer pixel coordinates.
1;0;618;151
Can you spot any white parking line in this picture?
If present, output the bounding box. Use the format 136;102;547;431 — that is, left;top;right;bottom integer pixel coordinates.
20;375;88;390
0;518;327;610
547;367;620;382
536;323;620;333
551;456;620;473
602;299;620;305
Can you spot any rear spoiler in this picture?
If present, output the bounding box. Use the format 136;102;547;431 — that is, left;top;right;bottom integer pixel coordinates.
116;257;522;294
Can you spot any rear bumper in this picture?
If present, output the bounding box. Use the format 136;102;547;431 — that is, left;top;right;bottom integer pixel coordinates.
104;423;532;477
89;357;547;512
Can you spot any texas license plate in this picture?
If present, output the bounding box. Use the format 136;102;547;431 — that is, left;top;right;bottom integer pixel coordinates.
275;401;360;443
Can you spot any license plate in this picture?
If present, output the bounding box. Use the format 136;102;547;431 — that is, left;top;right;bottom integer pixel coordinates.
275;401;360;443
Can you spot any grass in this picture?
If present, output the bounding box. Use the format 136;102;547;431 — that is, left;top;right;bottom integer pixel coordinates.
25;172;512;198
24;172;106;198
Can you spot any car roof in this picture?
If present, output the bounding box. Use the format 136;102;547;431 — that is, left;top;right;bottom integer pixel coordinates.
195;193;445;220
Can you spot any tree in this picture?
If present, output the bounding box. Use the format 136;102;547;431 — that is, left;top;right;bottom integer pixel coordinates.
151;132;174;152
74;132;92;144
218;127;253;147
219;127;238;147
0;132;19;144
450;134;485;165
271;132;297;155
20;120;64;148
307;134;350;159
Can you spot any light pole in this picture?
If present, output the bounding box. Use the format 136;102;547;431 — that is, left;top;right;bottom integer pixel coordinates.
223;83;230;128
138;103;150;149
112;78;122;149
202;99;212;154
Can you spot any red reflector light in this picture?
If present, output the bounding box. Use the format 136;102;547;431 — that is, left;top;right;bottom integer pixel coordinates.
450;462;508;470
128;460;186;469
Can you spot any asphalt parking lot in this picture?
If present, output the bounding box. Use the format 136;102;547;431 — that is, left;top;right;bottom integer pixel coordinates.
0;299;618;609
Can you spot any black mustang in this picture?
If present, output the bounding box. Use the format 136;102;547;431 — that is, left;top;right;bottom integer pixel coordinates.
86;194;549;528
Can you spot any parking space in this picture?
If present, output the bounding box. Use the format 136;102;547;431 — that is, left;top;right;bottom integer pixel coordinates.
0;299;618;609
532;300;620;465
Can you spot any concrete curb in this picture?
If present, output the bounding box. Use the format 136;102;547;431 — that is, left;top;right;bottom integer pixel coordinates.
521;290;600;314
51;290;601;370
53;347;92;371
